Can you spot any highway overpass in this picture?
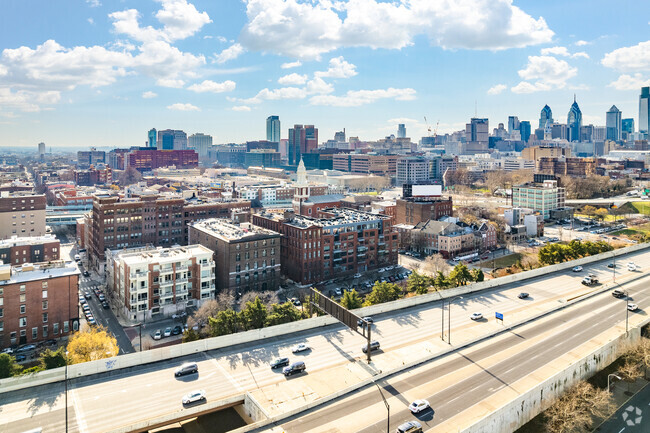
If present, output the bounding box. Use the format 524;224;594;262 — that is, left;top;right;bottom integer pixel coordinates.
2;244;650;433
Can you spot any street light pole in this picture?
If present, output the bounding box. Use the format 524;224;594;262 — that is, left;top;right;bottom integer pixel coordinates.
373;383;390;433
440;299;445;341
608;373;622;392
65;350;69;433
448;296;463;345
625;290;629;334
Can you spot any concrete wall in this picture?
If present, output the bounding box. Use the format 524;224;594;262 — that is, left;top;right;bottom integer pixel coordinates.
462;317;650;433
243;392;270;423
2;242;648;394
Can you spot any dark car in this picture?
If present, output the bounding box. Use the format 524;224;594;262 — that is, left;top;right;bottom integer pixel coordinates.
172;325;183;335
101;301;110;309
608;263;616;268
83;270;90;277
270;357;290;369
362;340;381;353
14;354;27;362
518;292;529;299
357;317;374;327
15;344;36;353
612;289;625;298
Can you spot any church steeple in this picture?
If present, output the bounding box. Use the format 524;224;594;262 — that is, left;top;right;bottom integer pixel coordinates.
296;157;307;186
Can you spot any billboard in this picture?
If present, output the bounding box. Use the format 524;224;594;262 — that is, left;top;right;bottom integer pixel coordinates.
412;184;442;197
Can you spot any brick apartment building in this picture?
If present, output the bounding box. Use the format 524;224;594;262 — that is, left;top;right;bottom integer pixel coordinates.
125;149;199;172
537;157;596;177
0;193;47;240
73;166;113;186
55;189;94;207
88;194;251;270
106;245;215;321
395;197;453;225
189;219;281;294
0;261;79;349
0;234;60;265
252;208;398;285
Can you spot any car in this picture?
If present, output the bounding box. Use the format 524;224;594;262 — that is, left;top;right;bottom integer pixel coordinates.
408;399;431;414
174;362;198;377
153;329;162;340
612;289;625;298
83;270;90;277
87;317;97;326
2;347;14;354
627;262;637;271
518;292;529;299
79;297;86;305
397;421;423;433
172;312;187;319
15;344;37;353
84;292;91;299
101;301;110;309
572;266;583;272
470;312;483;321
82;305;90;313
283;361;306;376
164;327;172;337
353;273;362;279
98;294;106;302
362;340;381;353
172;325;183;335
45;339;57;346
334;288;342;296
357;316;374;327
182;390;206;405
14;354;27;362
378;268;386;272
628;303;639;312
293;299;301;307
270;357;290;369
389;276;396;282
608;263;616;268
291;343;309;353
74;254;81;261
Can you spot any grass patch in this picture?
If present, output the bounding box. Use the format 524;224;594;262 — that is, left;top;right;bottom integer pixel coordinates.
631;201;650;215
486;252;523;268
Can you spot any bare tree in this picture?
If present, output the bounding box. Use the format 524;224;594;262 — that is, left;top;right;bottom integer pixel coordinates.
545;380;615;433
421;254;449;276
187;299;219;333
240;290;279;307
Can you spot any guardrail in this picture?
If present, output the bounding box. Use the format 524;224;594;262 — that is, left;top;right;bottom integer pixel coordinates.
1;241;648;395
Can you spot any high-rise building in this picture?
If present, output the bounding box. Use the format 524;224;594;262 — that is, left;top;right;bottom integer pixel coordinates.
622;118;635;141
287;124;318;165
188;133;213;159
157;129;188;150
508;116;520;134
0;193;47;240
397;123;406;138
464;118;489;154
519;120;532;142
396;157;429;186
606;105;622;141
77;148;106;168
334;129;346;142
266;115;281;143
640;87;650;134
539;105;553;129
567;96;583;142
305;124;318;154
37;142;45;160
148;128;156;147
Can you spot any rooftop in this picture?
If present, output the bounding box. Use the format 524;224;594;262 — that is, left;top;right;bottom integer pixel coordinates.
286;207;388;229
0;261;79;285
0;234;59;248
190;219;279;241
109;244;213;266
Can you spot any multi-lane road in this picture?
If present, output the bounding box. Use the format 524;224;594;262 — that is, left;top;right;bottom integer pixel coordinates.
2;248;650;433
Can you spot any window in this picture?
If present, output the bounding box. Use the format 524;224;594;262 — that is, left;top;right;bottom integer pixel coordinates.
42;290;47;298
42;325;48;338
0;307;2;317
20;284;26;292
20;305;26;314
0;321;3;332
19;317;26;327
32;327;38;340
42;300;48;310
42;281;48;289
42;313;48;323
63;321;69;333
53;323;59;334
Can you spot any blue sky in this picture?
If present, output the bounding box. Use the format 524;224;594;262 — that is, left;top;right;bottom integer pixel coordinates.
0;0;648;148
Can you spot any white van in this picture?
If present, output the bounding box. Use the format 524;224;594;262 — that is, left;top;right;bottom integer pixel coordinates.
74;254;81;261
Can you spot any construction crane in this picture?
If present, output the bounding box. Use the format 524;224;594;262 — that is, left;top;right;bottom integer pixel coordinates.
433;120;439;138
424;116;432;136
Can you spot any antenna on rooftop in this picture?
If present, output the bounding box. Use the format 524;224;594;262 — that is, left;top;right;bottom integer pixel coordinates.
474;100;477;118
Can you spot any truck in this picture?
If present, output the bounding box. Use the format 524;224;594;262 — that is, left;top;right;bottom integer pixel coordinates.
581;274;599;286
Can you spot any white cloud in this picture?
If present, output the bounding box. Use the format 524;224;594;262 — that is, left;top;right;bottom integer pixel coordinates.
0;87;60;113
240;0;554;59
608;73;650;90
511;55;577;93
487;84;507;95
310;87;416;107
88;18;95;25
314;56;357;79
306;77;334;94
540;46;589;59
187;79;236;93
601;40;650;71
572;52;589;59
213;43;245;64
167;102;200;111
86;0;101;7
240;86;306;104
142;91;158;98
575;40;589;46
232;105;251;111
156;78;186;88
217;36;228;43
281;60;302;69
278;73;307;85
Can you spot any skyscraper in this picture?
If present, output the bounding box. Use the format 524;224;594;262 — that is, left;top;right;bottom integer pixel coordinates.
157;129;188;150
567;96;582;142
606;105;622;141
304;125;318;154
464;118;489;154
640;87;650;134
519;121;531;142
288;124;319;165
622;118;635;135
397;123;406;138
539;105;553;129
38;142;45;160
188;133;213;159
266;115;280;143
508;116;520;134
148;128;156;147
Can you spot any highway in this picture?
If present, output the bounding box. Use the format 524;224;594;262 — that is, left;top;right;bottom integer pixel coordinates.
1;248;650;433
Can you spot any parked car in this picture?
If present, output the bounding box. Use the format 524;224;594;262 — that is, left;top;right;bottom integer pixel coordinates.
291;343;309;353
2;347;14;354
283;361;306;376
270;357;290;369
353;273;362;279
334;288;342;296
628;303;639;312
14;354;27;362
572;266;583;272
172;325;183;335
470;312;483;321
74;254;81;261
102;301;109;309
16;344;37;353
181;390;206;405
408;399;431;414
153;329;162;340
164;327;172;338
361;340;381;353
87;317;97;326
98;294;106;302
175;362;198;377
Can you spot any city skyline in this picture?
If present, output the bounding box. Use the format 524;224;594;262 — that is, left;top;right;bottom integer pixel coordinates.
0;0;648;147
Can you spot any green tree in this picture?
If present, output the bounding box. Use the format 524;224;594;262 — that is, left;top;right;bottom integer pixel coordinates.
363;282;402;306
340;289;363;310
266;302;306;326
448;263;473;286
432;271;450;290
471;268;484;282
182;328;200;342
0;353;22;378
209;309;240;336
241;297;268;329
406;271;430;295
39;347;67;370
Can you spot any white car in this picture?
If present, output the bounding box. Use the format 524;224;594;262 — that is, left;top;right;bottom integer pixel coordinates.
334;288;342;296
572;266;583;272
627;262;637;271
153;329;162;340
470;312;483;321
1;347;13;354
409;399;431;414
182;390;206;405
378;268;386;273
353;273;362;279
291;343;309;353
628;303;639;312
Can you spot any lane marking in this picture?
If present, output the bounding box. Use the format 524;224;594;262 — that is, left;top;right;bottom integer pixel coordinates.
202;352;244;392
71;388;89;433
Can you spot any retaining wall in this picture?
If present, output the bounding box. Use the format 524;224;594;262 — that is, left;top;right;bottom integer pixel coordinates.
2;242;648;394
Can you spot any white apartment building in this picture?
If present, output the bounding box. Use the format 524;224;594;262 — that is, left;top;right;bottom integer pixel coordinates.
511;180;566;220
106;244;215;321
502;158;536;171
396;157;430;186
